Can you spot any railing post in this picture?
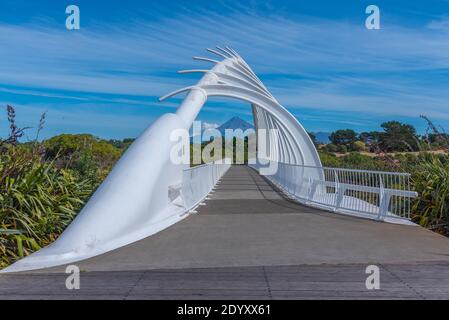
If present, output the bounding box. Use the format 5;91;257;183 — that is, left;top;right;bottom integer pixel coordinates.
334;169;344;212
247;161;415;222
308;179;319;203
378;174;388;221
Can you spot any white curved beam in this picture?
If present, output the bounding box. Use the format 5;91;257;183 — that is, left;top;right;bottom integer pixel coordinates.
226;46;242;60
200;83;318;166
231;61;271;95
3;46;322;273
177;69;209;74
206;48;229;59
158;86;199;102
234;62;271;94
223;64;273;98
213;72;271;97
216;46;235;58
193;56;220;64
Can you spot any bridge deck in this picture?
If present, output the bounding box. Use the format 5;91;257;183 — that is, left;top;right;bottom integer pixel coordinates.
2;165;449;299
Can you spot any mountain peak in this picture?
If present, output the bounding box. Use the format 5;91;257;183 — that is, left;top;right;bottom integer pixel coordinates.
217;117;254;134
191;116;255;140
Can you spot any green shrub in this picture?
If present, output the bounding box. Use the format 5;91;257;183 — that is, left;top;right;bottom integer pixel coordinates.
319;151;342;167
44;134;122;182
341;153;386;171
0;146;95;268
410;157;449;235
352;141;367;152
0;106;126;269
325;144;339;153
337;145;348;153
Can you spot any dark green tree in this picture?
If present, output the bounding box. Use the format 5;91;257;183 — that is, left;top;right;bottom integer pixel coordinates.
379;121;419;152
359;131;381;144
329;129;358;146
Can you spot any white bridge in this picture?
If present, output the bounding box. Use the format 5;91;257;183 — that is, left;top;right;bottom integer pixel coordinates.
2;47;418;273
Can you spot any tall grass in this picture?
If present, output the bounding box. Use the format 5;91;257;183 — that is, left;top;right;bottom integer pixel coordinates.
0;107;95;268
320;150;449;234
409;157;449;235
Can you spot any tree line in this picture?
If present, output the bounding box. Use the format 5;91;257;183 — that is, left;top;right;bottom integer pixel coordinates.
309;120;449;154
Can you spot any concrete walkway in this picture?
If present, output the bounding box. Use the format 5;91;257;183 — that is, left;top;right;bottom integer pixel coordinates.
1;166;449;299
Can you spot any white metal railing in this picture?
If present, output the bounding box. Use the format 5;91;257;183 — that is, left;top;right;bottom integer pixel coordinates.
181;160;231;210
250;160;417;222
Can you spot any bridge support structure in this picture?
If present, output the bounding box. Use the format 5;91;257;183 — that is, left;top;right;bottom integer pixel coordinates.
1;47;416;273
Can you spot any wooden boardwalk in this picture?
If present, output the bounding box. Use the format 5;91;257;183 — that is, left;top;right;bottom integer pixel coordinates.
1;166;449;299
2;263;449;300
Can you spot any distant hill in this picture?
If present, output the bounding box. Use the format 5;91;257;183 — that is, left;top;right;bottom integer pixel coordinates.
313;132;331;144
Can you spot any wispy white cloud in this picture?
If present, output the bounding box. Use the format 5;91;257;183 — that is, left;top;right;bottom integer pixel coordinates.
427;16;449;31
0;87;89;101
1;7;449;135
0;101;159;139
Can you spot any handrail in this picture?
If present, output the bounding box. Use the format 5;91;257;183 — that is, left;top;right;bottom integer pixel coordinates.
260;160;413;177
250;160;417;223
185;158;230;171
181;159;231;211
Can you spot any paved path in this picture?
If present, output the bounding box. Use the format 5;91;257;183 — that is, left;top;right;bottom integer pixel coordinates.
1;166;449;299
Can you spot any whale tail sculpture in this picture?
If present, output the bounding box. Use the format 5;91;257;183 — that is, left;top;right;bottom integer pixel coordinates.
1;47;321;273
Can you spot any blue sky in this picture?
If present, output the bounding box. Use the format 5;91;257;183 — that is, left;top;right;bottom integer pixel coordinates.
1;0;449;139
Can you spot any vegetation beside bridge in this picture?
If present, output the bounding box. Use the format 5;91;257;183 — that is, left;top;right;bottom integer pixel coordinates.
1;105;448;269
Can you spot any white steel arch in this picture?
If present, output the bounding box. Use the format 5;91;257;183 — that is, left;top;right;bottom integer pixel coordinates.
2;47;322;273
160;46;321;167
